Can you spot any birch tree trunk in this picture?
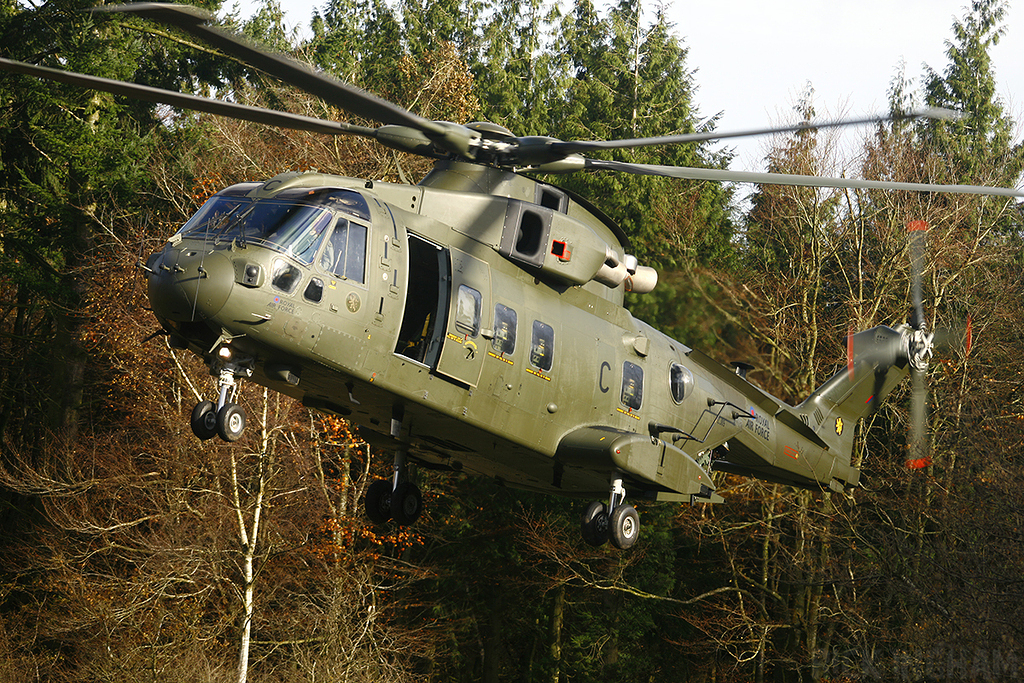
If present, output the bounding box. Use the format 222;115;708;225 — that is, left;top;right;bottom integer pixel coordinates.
233;388;274;683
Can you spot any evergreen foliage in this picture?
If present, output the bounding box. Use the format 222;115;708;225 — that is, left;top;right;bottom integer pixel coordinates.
921;0;1021;187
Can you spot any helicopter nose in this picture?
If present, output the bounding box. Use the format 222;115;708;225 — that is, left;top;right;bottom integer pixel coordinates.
147;248;234;322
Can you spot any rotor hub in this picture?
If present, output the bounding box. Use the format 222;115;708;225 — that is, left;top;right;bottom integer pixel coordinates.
908;326;935;373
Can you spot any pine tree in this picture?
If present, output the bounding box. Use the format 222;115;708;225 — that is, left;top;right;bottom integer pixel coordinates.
400;0;479;60
472;0;561;136
308;0;366;79
549;0;732;266
239;0;297;52
921;0;1023;188
0;1;162;443
359;0;408;104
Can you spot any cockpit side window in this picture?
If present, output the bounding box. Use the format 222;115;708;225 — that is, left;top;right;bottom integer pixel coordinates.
259;207;333;263
319;219;368;283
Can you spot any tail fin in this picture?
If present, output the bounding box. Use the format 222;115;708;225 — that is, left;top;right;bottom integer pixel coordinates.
796;325;910;471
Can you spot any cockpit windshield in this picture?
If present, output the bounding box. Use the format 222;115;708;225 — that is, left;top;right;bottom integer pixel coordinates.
179;196;334;265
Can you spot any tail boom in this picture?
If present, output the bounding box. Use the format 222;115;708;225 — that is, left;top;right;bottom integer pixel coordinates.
712;325;911;492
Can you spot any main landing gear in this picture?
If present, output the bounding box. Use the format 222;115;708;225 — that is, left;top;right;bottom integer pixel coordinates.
364;445;424;527
190;359;252;443
581;474;640;550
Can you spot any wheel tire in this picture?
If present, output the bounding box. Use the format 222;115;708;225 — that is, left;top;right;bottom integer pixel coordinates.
391;481;423;526
609;504;640;550
580;501;609;547
365;479;392;525
190;401;218;440
216;403;246;442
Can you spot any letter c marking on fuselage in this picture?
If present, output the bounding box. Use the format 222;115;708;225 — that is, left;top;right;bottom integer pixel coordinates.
599;361;612;393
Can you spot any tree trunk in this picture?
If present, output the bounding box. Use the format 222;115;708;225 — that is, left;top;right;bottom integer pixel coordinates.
482;588;502;683
233;389;272;683
238;552;256;683
549;584;565;683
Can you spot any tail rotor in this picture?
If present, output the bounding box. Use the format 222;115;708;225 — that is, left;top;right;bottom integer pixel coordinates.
845;221;972;471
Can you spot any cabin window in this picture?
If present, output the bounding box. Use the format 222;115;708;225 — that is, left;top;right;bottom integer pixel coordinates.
492;304;517;356
319;218;368;283
454;285;482;337
670;363;694;403
530;320;554;372
621;361;644;410
303;277;324;303
270;259;301;294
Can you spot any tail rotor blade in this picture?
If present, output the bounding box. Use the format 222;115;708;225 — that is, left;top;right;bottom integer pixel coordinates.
904;221;934;470
907;221;928;331
933;315;974;359
906;367;931;469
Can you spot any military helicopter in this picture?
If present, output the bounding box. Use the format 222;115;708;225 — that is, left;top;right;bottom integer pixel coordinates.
2;3;1020;550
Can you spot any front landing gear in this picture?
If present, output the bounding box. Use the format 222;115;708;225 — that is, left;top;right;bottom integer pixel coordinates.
190;401;218;440
581;475;640;550
190;358;251;443
217;403;246;442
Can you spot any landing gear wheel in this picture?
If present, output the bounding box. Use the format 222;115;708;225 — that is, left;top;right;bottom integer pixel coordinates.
391;481;423;526
216;403;246;442
190;401;218;441
365;479;392;525
609;505;640;550
580;501;609;547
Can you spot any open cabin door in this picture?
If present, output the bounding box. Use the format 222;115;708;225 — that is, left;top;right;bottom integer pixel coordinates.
394;234;446;367
435;247;491;387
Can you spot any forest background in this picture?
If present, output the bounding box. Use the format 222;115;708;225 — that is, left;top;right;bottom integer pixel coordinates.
1;0;1023;681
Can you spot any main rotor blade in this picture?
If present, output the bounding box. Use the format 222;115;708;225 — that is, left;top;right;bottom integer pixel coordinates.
102;3;479;156
552;108;960;155
584;158;1024;198
0;57;374;137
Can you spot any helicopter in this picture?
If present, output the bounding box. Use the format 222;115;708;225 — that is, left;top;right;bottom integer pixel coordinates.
2;3;1020;550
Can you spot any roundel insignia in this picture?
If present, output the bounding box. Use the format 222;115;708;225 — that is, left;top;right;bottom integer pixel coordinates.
835;417;844;436
346;293;361;313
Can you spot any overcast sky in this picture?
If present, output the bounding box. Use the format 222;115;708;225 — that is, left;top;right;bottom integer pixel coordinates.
231;0;1024;173
676;1;1024;169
